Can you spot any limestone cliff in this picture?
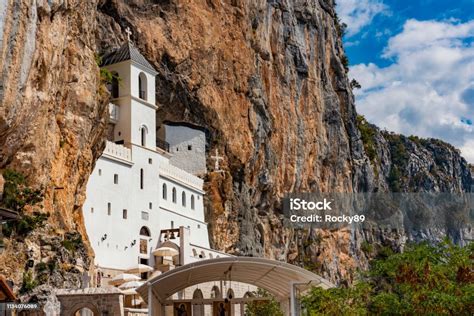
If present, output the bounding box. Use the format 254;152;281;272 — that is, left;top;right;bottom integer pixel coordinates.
0;0;472;295
95;0;472;283
0;0;108;298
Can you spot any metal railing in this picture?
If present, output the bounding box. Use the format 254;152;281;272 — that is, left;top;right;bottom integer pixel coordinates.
156;139;170;152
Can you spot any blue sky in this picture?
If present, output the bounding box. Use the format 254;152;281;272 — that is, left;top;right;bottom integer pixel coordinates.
336;0;474;162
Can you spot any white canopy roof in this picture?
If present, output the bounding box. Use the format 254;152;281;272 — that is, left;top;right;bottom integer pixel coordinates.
137;257;333;303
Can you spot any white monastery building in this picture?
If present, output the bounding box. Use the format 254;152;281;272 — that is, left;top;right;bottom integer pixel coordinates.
76;40;332;316
83;42;224;272
82;41;257;315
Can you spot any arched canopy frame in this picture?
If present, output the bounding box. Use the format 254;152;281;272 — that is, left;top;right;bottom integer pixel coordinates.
137;257;333;303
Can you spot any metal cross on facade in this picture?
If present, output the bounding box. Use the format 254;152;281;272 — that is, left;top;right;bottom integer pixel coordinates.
125;26;132;42
211;148;224;171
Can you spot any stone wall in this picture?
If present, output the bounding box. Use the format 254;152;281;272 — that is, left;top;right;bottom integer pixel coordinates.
56;288;124;316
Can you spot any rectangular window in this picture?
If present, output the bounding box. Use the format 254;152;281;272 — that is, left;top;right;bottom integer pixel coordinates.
114;174;118;184
141;211;149;221
98;169;102;176
123;209;127;219
149;202;152;209
107;203;111;215
140;239;148;255
91;207;94;213
148;158;152;164
188;145;192;150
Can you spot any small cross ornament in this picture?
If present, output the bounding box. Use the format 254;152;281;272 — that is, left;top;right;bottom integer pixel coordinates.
125;27;132;42
211;148;224;172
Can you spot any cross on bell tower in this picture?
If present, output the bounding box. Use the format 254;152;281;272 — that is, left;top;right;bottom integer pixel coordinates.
125;26;132;42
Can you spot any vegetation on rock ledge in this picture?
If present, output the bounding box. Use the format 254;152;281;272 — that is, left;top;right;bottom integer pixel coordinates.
356;115;378;166
301;240;474;315
1;169;47;238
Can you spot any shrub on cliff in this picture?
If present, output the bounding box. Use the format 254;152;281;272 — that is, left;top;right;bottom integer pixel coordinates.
1;169;46;237
19;271;38;294
356;115;378;164
1;169;43;213
301;241;474;315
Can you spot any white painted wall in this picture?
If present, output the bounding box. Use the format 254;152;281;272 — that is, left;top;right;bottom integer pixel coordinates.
83;143;208;270
164;125;207;175
83;59;209;270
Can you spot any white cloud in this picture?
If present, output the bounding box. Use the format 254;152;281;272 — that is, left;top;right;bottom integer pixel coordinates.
460;139;474;163
350;19;474;162
336;0;388;37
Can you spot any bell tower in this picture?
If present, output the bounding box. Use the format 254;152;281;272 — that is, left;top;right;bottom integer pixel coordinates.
100;34;158;149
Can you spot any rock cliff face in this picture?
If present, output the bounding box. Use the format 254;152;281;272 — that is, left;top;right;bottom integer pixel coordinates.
95;0;472;282
0;0;107;296
0;0;472;292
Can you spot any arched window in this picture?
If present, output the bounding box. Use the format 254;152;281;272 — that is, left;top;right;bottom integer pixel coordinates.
140;126;147;146
172;187;177;203
182;192;186;207
191;195;195;210
140;168;144;189
162;183;167;200
138;72;147;100
227;288;234;300
139;226;151;236
192;289;204;316
210;286;221;299
111;71;119;98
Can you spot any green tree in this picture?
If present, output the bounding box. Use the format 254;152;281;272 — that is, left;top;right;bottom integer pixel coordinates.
1;169;43;212
245;289;284;316
1;169;46;237
301;241;474;315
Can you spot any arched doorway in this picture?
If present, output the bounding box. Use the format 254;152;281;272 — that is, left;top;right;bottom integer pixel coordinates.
139;226;151;278
74;307;95;316
210;285;221;299
192;289;204;316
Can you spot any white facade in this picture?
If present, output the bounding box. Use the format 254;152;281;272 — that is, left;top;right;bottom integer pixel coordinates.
82;43;257;316
83;46;212;271
160;124;207;176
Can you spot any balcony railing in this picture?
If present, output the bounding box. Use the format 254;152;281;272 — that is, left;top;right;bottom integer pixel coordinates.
103;141;132;162
156;139;170;152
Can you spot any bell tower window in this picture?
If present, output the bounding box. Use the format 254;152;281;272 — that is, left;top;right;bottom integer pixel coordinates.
140;126;147;146
138;72;147;100
111;72;119;98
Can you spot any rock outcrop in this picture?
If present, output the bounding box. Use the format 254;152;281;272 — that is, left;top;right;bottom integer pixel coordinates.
95;0;472;283
0;0;108;295
0;0;471;294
